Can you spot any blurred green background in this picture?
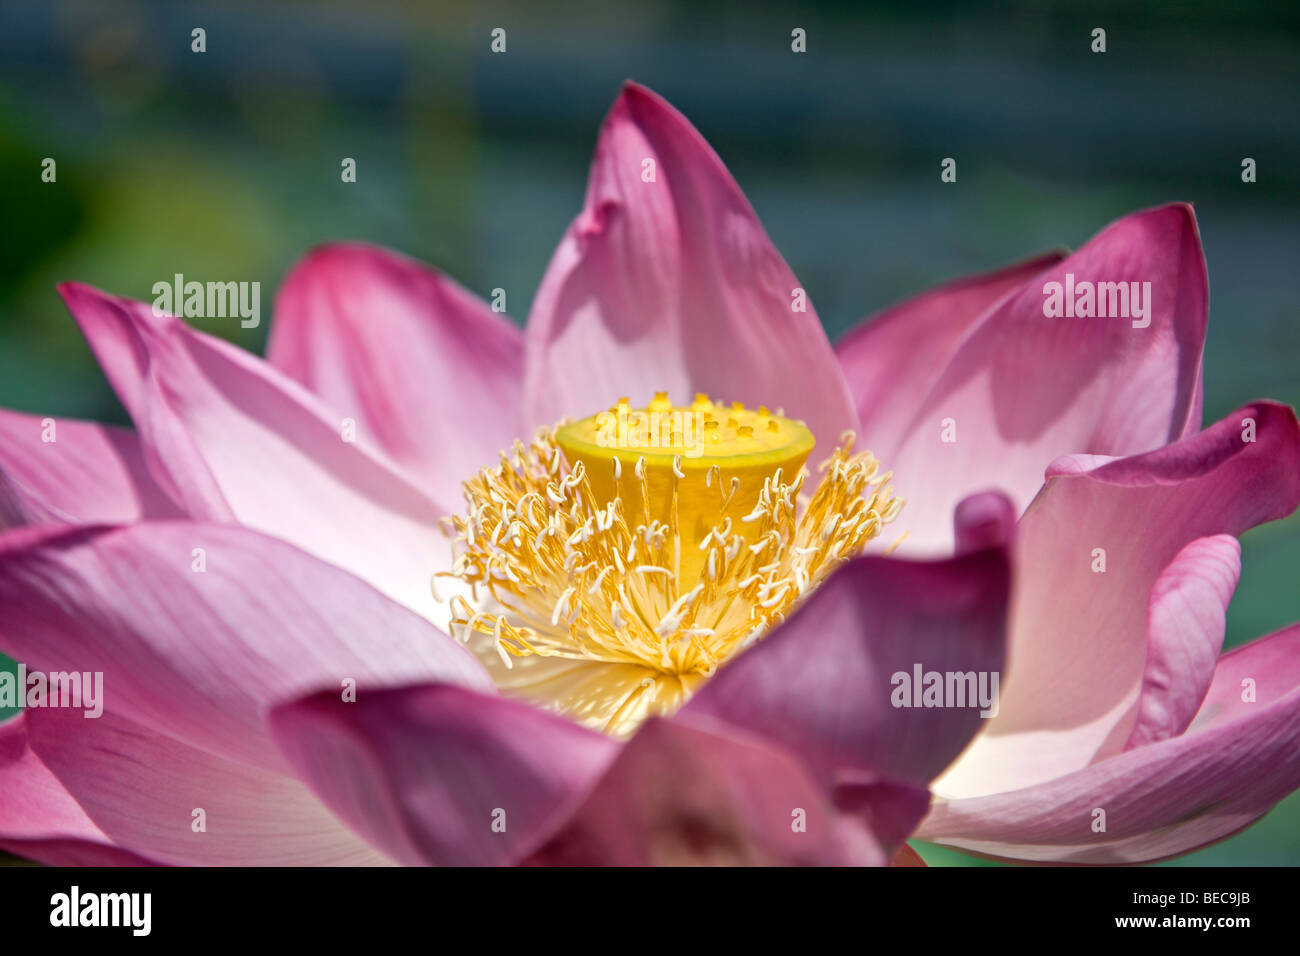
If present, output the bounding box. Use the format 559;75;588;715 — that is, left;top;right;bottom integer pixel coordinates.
0;0;1297;865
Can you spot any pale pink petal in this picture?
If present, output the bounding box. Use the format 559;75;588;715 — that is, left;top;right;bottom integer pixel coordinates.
681;491;1013;789
58;282;452;615
524;716;929;866
1125;534;1240;749
919;622;1300;863
1190;620;1300;733
268;243;525;507
874;204;1209;553
0;411;182;527
522;82;858;444
23;706;392;866
835;250;1065;457
0;522;492;775
934;402;1300;799
0;714;157;866
268;683;617;866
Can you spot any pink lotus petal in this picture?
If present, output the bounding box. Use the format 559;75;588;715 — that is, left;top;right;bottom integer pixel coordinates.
24;706;393;866
868;204;1209;553
269;242;525;508
1190;621;1300;733
524;716;929;866
522;82;858;444
836;250;1065;465
919;621;1300;863
58;282;452;615
1125;534;1240;749
0;411;182;527
681;491;1013;790
953;489;1019;556
935;402;1300;798
268;683;617;866
0;714;157;866
834;771;937;854
889;843;927;867
0;522;491;775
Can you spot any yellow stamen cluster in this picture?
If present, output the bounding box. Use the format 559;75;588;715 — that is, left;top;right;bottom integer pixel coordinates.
437;395;903;736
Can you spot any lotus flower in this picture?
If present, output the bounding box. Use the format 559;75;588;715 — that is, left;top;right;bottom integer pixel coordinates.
1;82;1297;867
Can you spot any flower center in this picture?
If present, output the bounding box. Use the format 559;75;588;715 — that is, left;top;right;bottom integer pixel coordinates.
438;393;903;737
